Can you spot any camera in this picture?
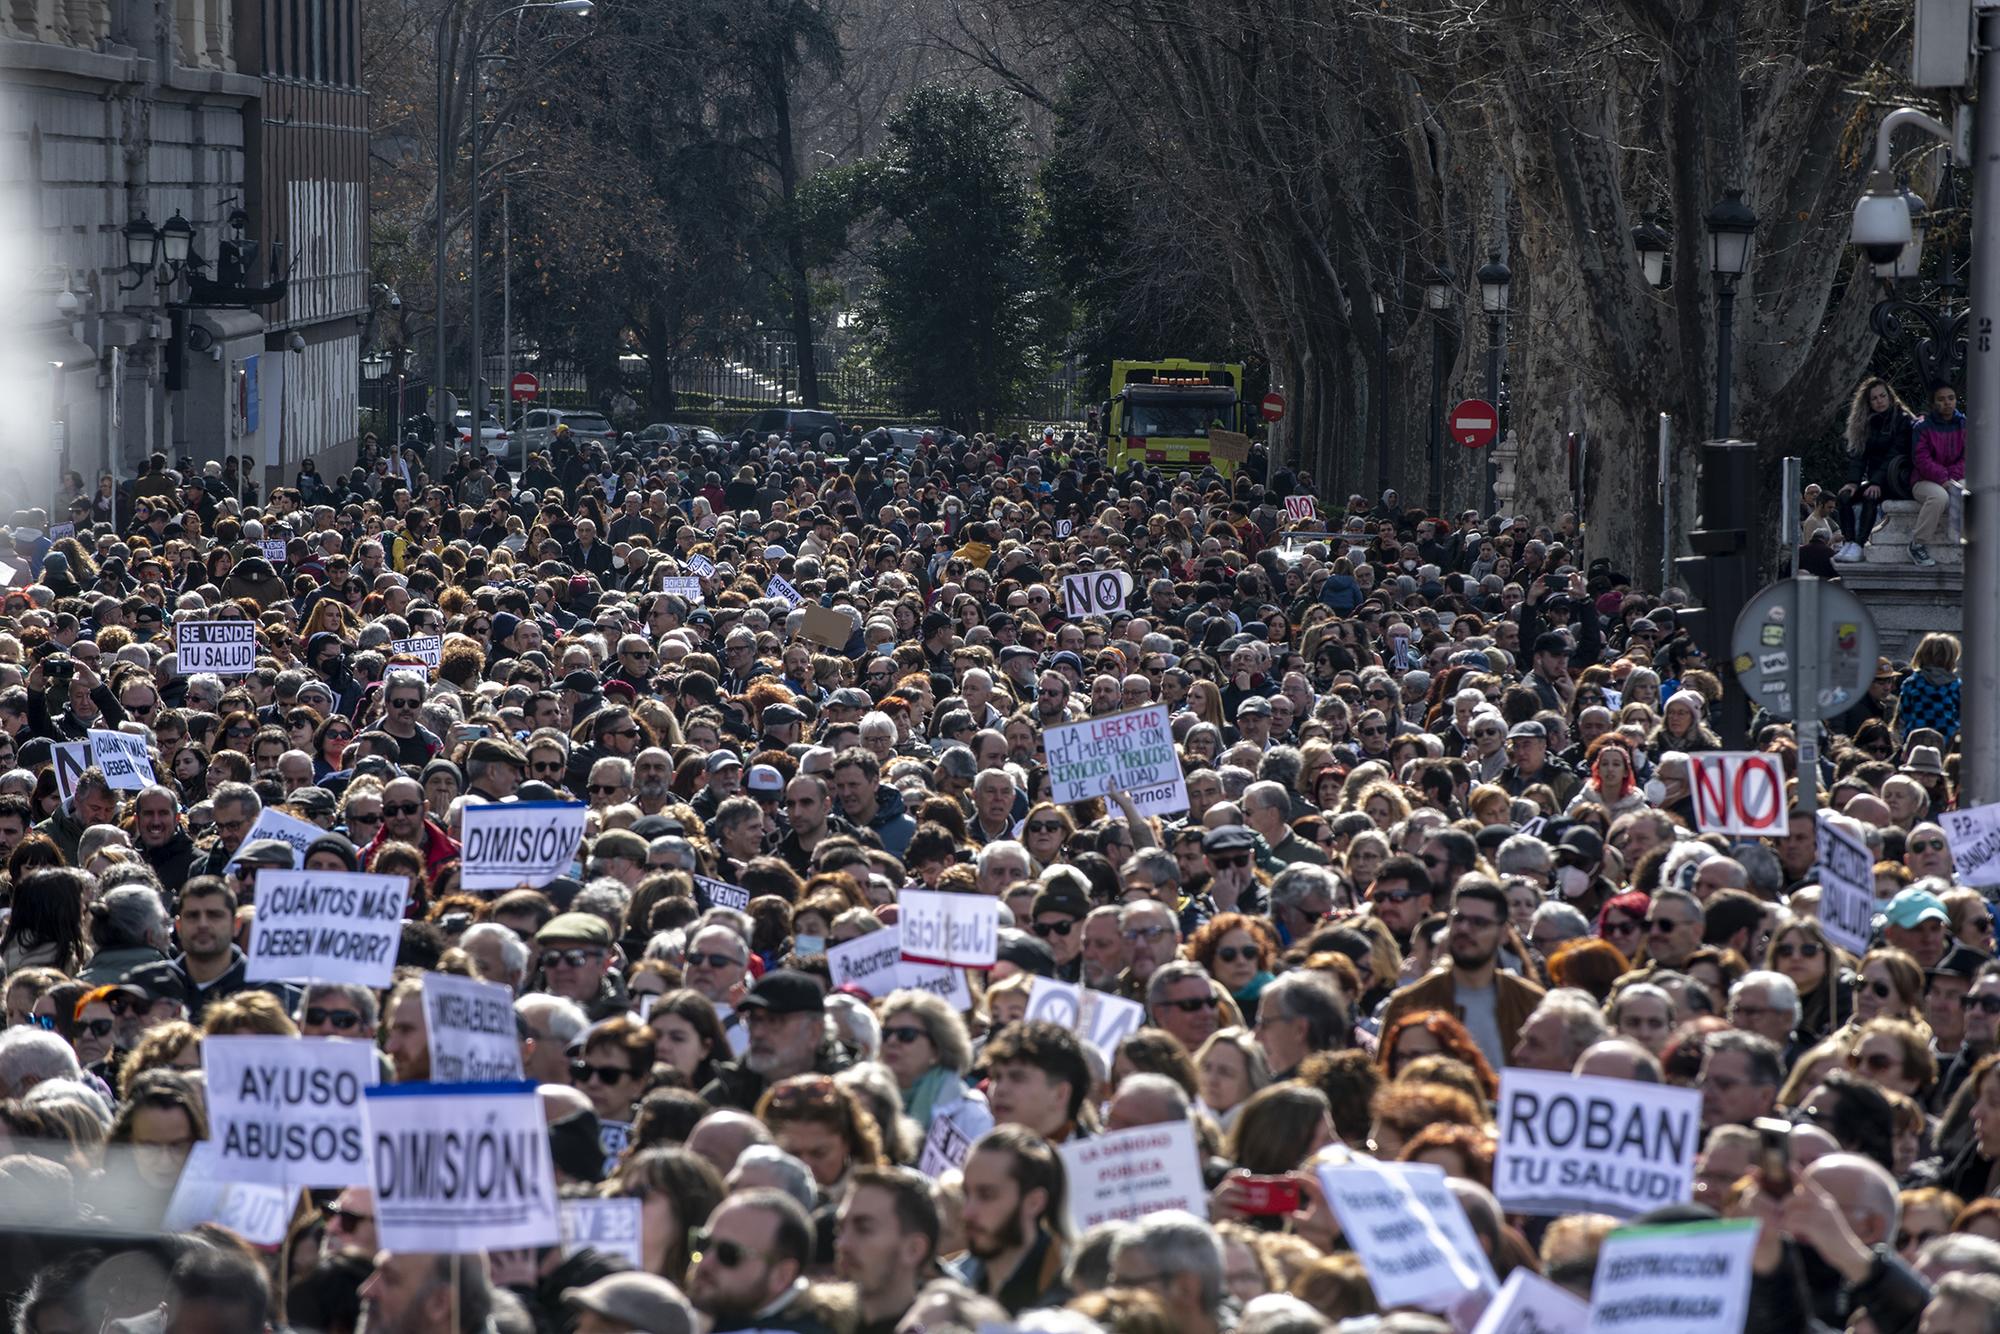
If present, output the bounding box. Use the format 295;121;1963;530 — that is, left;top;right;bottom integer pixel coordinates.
1850;188;1913;268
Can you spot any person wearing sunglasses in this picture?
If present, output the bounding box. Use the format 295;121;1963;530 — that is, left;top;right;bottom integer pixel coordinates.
686;1189;819;1331
574;1017;655;1126
296;982;379;1039
365;776;459;881
1025;879;1088;982
534;913;623;1021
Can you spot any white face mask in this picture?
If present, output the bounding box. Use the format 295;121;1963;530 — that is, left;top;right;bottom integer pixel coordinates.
1644;778;1668;804
1557;865;1591;898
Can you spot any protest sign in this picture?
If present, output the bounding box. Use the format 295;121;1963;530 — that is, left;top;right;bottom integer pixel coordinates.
1943;801;2000;888
1060;1121;1208;1233
1061;569;1132;618
1815;811;1876;956
828;930;903;996
798;602;853;649
1285;495;1318;522
164;1141;298;1245
765;574;804;608
898;958;973;1011
694;874;750;913
1586;1218;1760;1334
423;971;525;1083
47;522;73;540
898;889;999;969
1470;1268;1591;1334
260;539;288;564
87;728;155;790
687;553;715;578
244;870;408;989
1383;1162;1499;1301
1024;978;1145;1055
365;1081;560;1252
1317;1160;1482;1310
1055;519;1074;538
175;620;257;675
561;1198;644;1268
204;1035;380;1187
918;1097;994;1176
226;806;323;874
1206;427;1252;463
1044;703;1189;819
600;1120;630;1176
0;558;15;585
51;741;85;801
660;575;705;603
390;635;442;670
459;800;587;891
1687;752;1787;837
1495;1070;1701;1218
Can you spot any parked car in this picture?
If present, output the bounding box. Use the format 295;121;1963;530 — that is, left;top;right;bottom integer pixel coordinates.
739;408;843;443
516;408;618;454
453;409;512;458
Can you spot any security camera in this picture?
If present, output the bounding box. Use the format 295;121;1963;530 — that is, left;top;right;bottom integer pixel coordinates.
388;291;402;311
1851;175;1913;267
286;331;306;353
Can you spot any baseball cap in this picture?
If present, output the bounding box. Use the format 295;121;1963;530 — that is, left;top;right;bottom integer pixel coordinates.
827;687;873;709
761;703;805;728
560;670;600;694
705;751;744;775
736;969;825;1015
1884;887;1949;930
1506;721;1547;740
1235;696;1272;717
746;764;785;796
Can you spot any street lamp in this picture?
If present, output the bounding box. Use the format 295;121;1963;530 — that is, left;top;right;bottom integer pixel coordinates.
1476;251;1510;516
1705;188;1757;439
1372;289;1390;497
160;212;195;267
1632;219;1671;288
1426;264;1454;516
120;215;159;290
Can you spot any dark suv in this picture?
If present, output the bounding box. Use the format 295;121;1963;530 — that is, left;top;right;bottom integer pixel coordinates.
740;409;843;443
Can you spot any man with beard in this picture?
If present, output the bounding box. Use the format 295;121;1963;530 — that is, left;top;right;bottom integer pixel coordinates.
632;747;675;814
382;975;430;1082
689;1190;841;1333
132;784;197;886
953;1125;1070;1315
699;970;849;1111
128;878;291;1021
1376;877;1544;1071
357;1250;494;1334
835;1166;940;1334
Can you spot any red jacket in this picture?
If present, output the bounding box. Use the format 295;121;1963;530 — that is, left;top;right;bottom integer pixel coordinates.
364;817;459;892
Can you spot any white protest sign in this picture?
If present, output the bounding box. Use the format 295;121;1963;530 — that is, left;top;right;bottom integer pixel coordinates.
423;971;525;1083
765;574;804;608
1586;1218;1760;1334
459;801;587;891
244;869;408;989
203;1035;380;1188
660;576;705;603
87;728;155;790
1382;1162;1499;1303
1285;495;1318;522
561;1197;644;1268
390;635;442;670
1055;519;1074;538
828;929;903;996
898;958;973;1011
694;874;750;913
227;806;324;874
175;620;257;675
898;889;999;969
51;741;86;802
600;1119;631;1176
1495;1070;1701;1219
918;1096;994;1176
1942;801;2000;888
1470;1268;1591;1334
688;552;716;578
365;1080;560;1252
0;558;15;585
260;539;288;564
1815;811;1875;957
1059;1120;1207;1233
1687;752;1787;837
1044;703;1189;819
1024;977;1145;1056
48;522;73;540
1061;568;1132;619
163;1141;298;1245
1317;1160;1482;1310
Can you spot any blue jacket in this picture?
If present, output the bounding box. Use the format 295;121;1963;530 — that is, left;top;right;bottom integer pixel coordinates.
856;782;916;859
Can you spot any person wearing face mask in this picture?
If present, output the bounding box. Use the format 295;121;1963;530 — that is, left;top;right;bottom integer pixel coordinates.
1549;826;1613;922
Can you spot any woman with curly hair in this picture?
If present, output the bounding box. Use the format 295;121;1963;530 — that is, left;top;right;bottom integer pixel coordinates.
1399;1122;1499;1190
1354;780;1411;830
1377;1010;1499;1099
1566;735;1646;821
754;1073;883;1199
1187;912;1281;1022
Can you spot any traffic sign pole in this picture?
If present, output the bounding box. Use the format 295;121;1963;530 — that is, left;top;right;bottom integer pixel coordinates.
1796;576;1823;815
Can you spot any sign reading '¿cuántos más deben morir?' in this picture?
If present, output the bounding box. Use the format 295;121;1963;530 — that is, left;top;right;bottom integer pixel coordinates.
244;870;408;990
1044;703;1189;819
1493;1070;1701;1219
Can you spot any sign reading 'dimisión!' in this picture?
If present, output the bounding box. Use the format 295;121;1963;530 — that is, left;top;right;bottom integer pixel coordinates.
1044;703;1189;818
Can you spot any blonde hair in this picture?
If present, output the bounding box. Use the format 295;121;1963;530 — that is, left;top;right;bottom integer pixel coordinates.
1913;633;1962;674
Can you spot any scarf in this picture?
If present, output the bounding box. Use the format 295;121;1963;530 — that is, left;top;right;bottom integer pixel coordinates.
903;1064;965;1128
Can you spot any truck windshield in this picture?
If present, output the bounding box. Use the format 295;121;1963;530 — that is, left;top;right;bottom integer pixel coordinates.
1128;401;1223;438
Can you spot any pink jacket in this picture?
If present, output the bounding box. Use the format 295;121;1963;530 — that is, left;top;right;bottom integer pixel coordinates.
1915;412;1966;485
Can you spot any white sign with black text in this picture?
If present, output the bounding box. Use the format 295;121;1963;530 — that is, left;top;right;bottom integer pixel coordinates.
561;1197;644;1268
1942;801;2000;888
459;801;588;891
1060;1121;1208;1233
423;971;525;1083
203;1035;380;1188
364;1081;560;1253
1317;1159;1482;1311
1687;752;1788;838
87;728;155;790
1044;703;1189;818
1494;1070;1701;1219
1061;569;1132;619
175;620;257;675
227;807;324;874
1815;811;1876;957
898;889;999;969
244;869;408;989
390;636;443;669
1586;1218;1760;1334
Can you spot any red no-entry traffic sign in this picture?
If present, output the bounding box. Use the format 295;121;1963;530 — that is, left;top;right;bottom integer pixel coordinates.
1448;398;1498;448
1261;391;1286;423
510;372;540;402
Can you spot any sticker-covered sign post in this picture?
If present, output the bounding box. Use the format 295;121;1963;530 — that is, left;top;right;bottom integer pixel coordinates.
1044;703;1189;819
364;1081;560;1252
1494;1070;1701;1218
244;870;408;989
1059;1122;1208;1232
459;801;587;891
175;620;257;675
203;1035;380;1187
424;972;526;1082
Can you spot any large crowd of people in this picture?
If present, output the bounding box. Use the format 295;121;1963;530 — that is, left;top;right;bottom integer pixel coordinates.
0;415;1989;1334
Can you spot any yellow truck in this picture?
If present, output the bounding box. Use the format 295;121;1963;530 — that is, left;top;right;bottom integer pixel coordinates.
1105;359;1245;475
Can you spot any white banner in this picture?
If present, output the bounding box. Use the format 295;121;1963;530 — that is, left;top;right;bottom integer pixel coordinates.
1060;569;1132;619
1687;752;1787;838
175;620;257;675
203;1035;380;1188
423;972;525;1083
1815;812;1875;957
1285;495;1318;522
244;869;408;989
364;1081;560;1253
1383;1162;1499;1304
561;1197;644;1268
1587;1218;1760;1334
1317;1160;1482;1311
163;1141;298;1245
1942;801;2000;888
765;574;804;608
1024;977;1145;1056
1044;704;1189;818
87;728;155;790
828;930;902;996
1470;1268;1590;1334
459;801;587;892
227;806;324;874
917;1095;993;1177
1494;1070;1701;1219
694;874;751;913
660;576;705;603
390;635;442;670
1059;1120;1208;1233
898;889;999;969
